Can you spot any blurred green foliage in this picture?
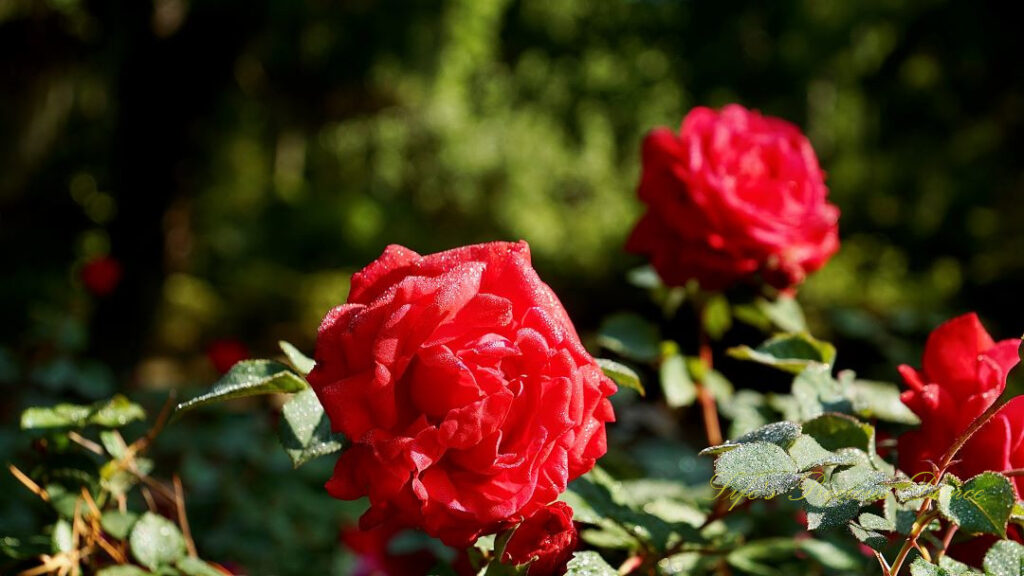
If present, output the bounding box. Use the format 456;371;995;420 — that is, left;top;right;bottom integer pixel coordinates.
2;0;1023;573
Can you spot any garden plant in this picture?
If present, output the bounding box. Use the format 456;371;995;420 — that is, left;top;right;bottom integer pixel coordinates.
3;103;1023;576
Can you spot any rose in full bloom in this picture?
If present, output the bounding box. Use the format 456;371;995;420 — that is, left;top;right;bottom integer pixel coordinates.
626;104;839;290
309;242;616;546
897;313;1023;496
80;256;123;296
504;502;578;576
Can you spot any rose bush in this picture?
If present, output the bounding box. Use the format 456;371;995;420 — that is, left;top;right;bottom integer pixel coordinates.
308;241;616;546
503;502;578;575
626;104;839;290
897;312;1023;495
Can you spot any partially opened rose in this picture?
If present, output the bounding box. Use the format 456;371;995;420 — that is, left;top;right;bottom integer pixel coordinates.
309;242;616;546
626;104;839;290
504;502;578;576
897;313;1023;496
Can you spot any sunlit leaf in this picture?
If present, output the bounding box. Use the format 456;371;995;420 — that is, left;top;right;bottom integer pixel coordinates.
596;358;644;396
175;360;307;416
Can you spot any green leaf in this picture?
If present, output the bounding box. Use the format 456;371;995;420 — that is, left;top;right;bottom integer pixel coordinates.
727;333;836;374
101;511;140;540
832;465;890;503
21;394;146;430
938;472;1015;536
100;430;128;459
177;557;227;576
798;539;863;571
713;442;801;500
174;360;307;416
52;519;73;554
129;512;186;571
801;413;874;454
849;521;888;552
702;294;732;340
726;539;799;576
0;535;52;560
910;557;958;576
564;469;680;551
757;295;808;333
565;551;617;575
595;358;644;396
982;539;1024;576
596;313;660;363
1011;501;1024;526
791;367;852;420
278;388;347;468
699;421;801;456
800;477;861;530
937;556;980;575
848;378;920;425
660;343;696;408
788;435;856;471
279;340;315;375
97;567;151;576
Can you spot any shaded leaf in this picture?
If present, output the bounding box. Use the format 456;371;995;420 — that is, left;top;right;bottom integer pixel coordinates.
802;413;874;454
800;478;861;530
101;511;140;540
97;567;151;576
702;294;732;340
660;343;696;408
21;395;145;430
596;313;660;362
848;378;920;425
177;556;228;576
757;295;807;333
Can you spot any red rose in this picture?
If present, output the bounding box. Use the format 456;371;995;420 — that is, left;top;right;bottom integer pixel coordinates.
626;104;839;290
897;313;1023;496
309;242;616;546
206;339;250;375
80;256;123;296
504;502;578;576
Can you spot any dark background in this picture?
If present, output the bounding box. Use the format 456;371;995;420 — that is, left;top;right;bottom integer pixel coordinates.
2;0;1022;573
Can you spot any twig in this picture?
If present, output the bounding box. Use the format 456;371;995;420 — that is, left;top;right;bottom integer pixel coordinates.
888;509;939;575
67;431;104;455
8;464;49;501
695;309;723;447
130;391;177;456
141;486;158;512
173;475;197;557
1002;468;1024;477
933;523;958;563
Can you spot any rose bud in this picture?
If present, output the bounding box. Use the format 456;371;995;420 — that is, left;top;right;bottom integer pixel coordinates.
897;313;1023;496
504;502;578;576
308;242;616;547
626;104;839;291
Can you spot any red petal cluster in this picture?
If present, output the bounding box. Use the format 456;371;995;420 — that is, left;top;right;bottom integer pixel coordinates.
627;104;839;290
898;313;1023;496
504;502;578;576
309;242;616;546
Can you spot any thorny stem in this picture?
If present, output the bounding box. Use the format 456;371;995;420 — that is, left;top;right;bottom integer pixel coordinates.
884;389;1014;576
887;509;939;576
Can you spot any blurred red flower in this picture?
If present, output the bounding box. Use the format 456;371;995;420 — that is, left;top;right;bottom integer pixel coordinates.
626;104;839;291
206;339;250;375
80;256;122;296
